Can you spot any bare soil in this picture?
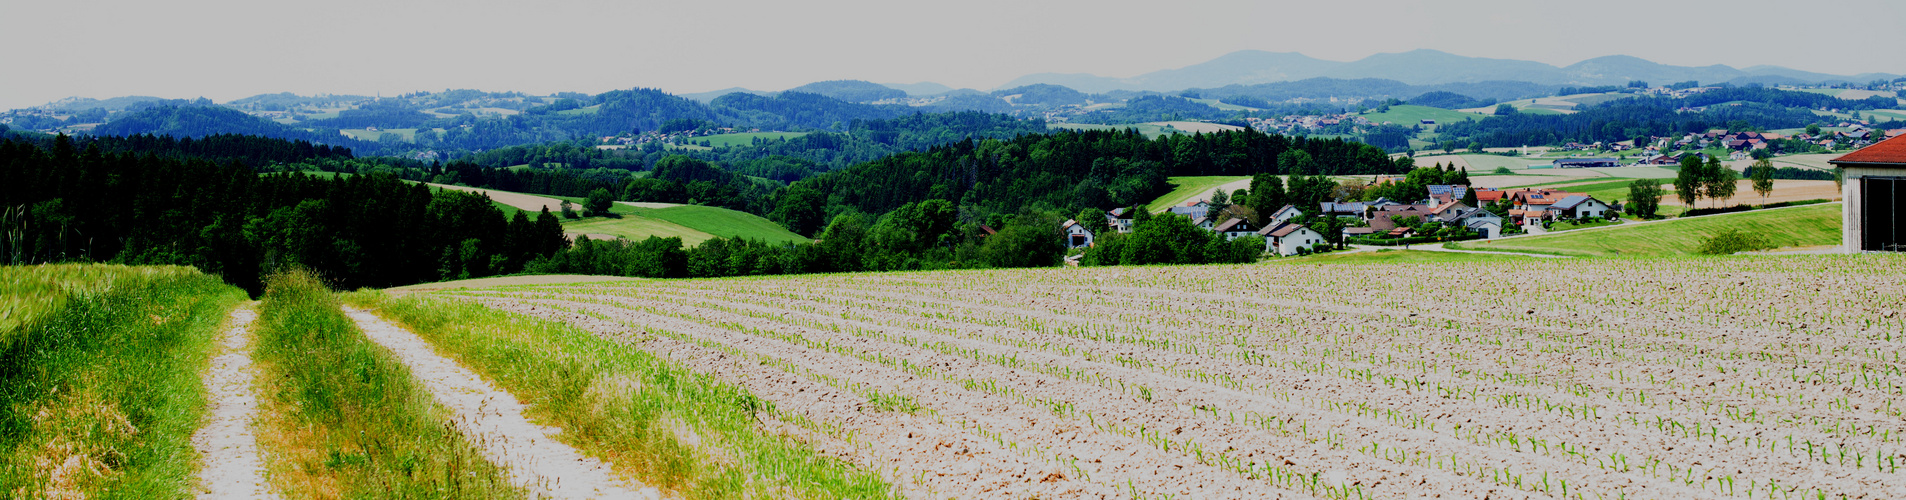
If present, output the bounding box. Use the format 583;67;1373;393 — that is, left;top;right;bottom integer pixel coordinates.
436;255;1906;499
429;183;566;212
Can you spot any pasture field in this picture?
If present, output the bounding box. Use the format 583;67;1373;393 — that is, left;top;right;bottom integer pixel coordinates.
1188;98;1265;111
620;204;810;244
1864;109;1906;121
696;132;812;148
1147;176;1250;212
339;128;418;142
1362;105;1488;126
0;265;245;498
434;252;1906;499
1450;203;1840;257
563;215;717;246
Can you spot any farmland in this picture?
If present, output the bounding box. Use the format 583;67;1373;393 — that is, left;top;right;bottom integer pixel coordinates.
432;252;1906;499
1361;105;1489;126
619;203;811;245
1148;176;1251;212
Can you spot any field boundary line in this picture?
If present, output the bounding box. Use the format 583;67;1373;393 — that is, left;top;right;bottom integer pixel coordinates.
191;305;272;500
341;306;660;500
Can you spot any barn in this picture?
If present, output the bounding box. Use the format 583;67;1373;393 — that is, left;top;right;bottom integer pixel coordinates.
1830;134;1906;252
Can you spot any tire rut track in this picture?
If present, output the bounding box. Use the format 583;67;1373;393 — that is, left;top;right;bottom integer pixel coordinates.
192;306;272;500
340;306;659;500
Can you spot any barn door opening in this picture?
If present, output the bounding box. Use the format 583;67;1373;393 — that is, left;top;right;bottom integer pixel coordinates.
1864;177;1902;251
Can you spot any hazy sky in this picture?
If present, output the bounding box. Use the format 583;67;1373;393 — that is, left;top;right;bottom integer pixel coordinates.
3;0;1903;110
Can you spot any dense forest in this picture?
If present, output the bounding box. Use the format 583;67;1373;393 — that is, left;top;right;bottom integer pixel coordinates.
1;135;566;293
0;132;353;167
456;112;1048;178
773;128;1404;235
1434;98;1831;148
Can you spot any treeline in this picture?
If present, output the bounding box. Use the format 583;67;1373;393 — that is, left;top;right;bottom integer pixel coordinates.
0;132;353;167
1432;98;1824;148
777;128;1405;235
431;162;627;198
1;135;567;293
526;200;1066;278
457;111;1048;179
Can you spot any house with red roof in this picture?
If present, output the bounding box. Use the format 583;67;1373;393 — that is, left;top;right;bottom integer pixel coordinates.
1830;134;1906;252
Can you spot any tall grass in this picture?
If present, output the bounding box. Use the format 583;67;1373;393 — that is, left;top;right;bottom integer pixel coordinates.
343;290;901;499
252;270;523;499
0;264;245;498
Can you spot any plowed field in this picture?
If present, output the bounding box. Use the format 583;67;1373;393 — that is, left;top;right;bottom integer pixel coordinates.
441;254;1906;499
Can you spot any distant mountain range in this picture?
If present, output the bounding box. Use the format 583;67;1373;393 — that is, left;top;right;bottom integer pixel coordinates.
994;49;1902;93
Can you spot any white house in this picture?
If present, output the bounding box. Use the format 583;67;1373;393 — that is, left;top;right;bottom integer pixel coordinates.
1259;221;1326;256
1211;218;1260;240
1060;219;1094;248
1105;208;1135;233
1446;208;1505;238
1268;204;1303;225
1548;195;1613;219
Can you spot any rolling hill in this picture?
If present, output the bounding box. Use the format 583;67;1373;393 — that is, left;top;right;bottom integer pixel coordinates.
998;49;1901;92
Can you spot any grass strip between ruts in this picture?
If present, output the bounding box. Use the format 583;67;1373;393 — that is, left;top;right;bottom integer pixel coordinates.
251;270;523;499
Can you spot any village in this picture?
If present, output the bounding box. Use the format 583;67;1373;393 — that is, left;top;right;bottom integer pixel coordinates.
1061;179;1619;258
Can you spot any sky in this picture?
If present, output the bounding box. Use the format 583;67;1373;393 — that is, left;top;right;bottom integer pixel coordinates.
2;0;1903;110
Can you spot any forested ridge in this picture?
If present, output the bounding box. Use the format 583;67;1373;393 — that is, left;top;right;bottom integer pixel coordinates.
457;111;1047;176
774;128;1404;234
1;135;566;293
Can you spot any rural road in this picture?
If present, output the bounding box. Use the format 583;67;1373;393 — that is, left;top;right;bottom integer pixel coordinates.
191;306;273;500
343;307;659;500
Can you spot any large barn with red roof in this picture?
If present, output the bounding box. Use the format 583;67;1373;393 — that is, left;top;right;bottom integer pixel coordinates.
1830;134;1906;252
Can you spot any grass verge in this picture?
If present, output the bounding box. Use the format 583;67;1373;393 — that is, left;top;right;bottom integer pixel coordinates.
251;270;522;498
0;264;244;498
342;290;901;499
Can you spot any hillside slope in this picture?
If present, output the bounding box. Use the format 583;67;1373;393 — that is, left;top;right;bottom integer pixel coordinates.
1448;203;1840;257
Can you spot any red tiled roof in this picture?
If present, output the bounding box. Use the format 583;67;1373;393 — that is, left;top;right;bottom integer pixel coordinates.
1833;134;1906;165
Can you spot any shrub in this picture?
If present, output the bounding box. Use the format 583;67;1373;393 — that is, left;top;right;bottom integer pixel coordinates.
1695;229;1774;255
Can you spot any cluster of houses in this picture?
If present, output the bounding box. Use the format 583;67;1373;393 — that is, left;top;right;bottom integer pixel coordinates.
1243;113;1377;135
1061;183;1622;257
1062;203;1330;257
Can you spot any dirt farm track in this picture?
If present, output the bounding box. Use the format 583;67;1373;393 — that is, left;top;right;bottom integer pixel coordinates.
436;254;1906;499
